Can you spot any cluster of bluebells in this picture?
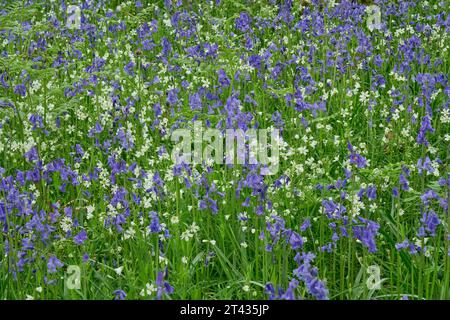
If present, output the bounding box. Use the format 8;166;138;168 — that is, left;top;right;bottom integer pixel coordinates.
0;0;449;299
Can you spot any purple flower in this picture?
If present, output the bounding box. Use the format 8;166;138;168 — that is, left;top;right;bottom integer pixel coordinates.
352;218;380;253
161;37;172;56
418;211;440;237
366;185;377;200
349;153;367;168
0;72;9;88
396;239;420;255
248;55;262;70
167;88;179;106
113;289;126;300
265;279;300;300
14;84;26;97
155;270;174;300
416;115;435;146
417;156;435;175
149;211;161;233
347;142;367;168
438;174;450;188
24;146;39;162
47;256;64;273
285;230;303;250
392;187;399;198
217;69;230;87
124;61;135;76
300;218;311;232
235;12;251;32
420;189;440;206
74;230;87;245
399;174;409;191
293;252;329;300
189;92;202;111
395;239;410;250
0;100;14;110
265;283;276;300
271;111;284;128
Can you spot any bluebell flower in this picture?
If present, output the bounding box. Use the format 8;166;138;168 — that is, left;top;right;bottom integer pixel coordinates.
217;69;230;87
293;252;329;300
352;218;380;253
14;84;26;96
347;142;367;168
418;211;440;237
149;211;161;233
113;289;126;300
155;270;174;300
416;115;435;146
74;230;87;245
47;256;64;273
235;12;251;32
366;185;377;200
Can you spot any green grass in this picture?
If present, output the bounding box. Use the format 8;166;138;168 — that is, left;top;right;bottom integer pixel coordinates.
0;0;449;300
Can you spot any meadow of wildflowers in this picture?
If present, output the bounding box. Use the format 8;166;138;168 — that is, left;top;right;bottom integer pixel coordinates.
0;0;449;300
